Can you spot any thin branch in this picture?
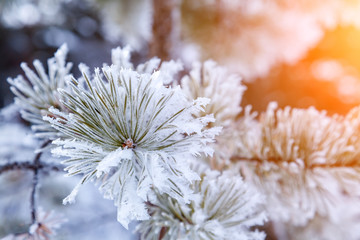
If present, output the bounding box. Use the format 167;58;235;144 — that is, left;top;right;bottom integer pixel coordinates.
0;161;63;174
30;140;51;224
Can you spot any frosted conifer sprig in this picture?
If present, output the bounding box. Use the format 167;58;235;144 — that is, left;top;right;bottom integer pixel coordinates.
111;45;183;85
181;60;246;167
137;169;267;240
45;65;221;228
181;60;245;127
235;102;360;225
7;44;72;139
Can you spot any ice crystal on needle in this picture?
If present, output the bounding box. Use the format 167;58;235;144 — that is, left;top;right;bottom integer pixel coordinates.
45;65;220;228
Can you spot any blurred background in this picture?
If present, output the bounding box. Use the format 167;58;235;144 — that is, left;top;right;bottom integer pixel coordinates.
2;0;360;239
2;0;360;115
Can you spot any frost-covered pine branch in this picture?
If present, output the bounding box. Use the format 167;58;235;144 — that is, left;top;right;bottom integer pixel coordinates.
7;44;72;139
181;60;246;168
3;1;360;239
7;41;360;240
234;102;360;227
44;56;221;228
137;168;267;240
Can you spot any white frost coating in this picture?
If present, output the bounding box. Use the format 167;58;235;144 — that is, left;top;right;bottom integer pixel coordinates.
181;60;245;166
96;148;133;177
78;63;91;77
182;60;245;127
100;159;150;229
289;196;360;240
237;102;360;226
62;181;82;205
111;45;133;69
192;97;211;112
111;45;184;84
44;64;219;228
7;44;72;139
28;223;38;235
137;169;267;240
158;60;184;85
136;57;161;74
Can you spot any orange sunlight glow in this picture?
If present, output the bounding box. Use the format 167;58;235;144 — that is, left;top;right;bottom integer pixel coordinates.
244;26;360;115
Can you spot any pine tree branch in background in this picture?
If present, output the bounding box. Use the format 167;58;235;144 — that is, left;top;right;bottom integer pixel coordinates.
149;0;176;60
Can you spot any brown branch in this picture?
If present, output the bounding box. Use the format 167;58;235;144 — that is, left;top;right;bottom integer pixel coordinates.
31;140;52;224
149;0;177;60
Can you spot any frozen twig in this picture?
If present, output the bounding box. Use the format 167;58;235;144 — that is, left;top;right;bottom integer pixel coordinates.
30;140;51;223
0;160;63;174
